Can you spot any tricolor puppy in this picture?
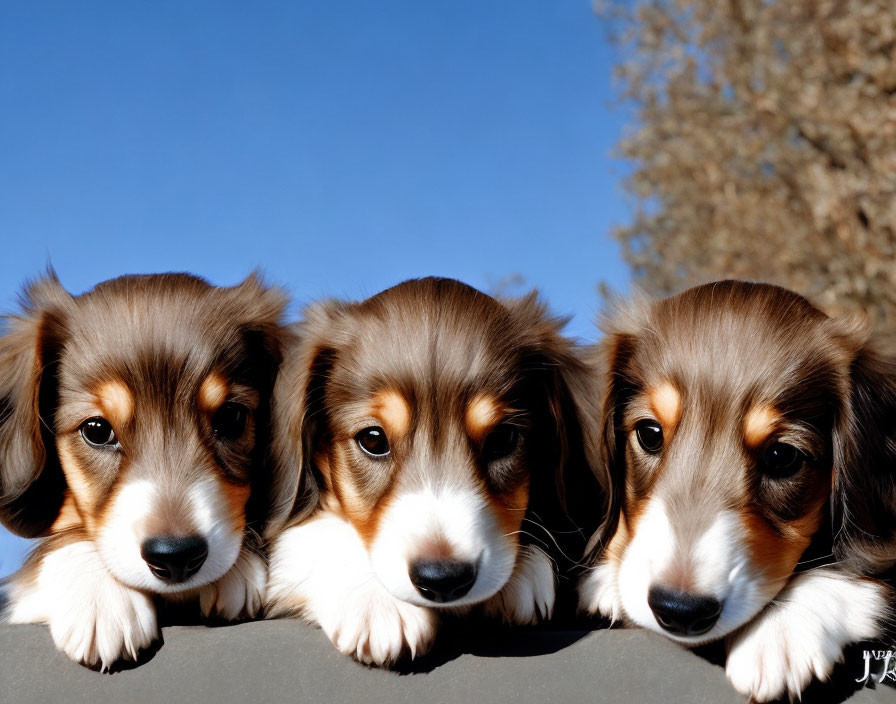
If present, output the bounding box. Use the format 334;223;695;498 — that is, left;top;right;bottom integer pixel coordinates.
579;280;896;701
265;277;605;665
0;272;286;669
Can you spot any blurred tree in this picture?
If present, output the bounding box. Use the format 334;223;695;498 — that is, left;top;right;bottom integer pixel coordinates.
601;0;896;342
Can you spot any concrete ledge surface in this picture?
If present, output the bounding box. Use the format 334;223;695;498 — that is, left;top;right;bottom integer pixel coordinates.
0;620;894;704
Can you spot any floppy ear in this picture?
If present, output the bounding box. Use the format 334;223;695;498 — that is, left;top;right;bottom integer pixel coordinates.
223;272;289;336
221;273;289;397
0;274;71;537
265;300;352;537
580;330;636;561
220;273;290;529
581;294;652;561
830;319;896;575
502;292;609;571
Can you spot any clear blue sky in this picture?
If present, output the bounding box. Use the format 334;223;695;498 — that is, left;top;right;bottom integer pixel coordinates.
0;1;630;576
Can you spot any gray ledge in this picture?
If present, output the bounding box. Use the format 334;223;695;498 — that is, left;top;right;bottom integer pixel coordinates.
0;621;893;704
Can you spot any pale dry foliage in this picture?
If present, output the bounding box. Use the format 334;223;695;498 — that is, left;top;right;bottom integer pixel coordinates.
602;0;896;342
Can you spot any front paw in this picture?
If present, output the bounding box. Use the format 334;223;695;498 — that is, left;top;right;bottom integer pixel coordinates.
725;616;841;702
320;587;436;666
578;559;622;623
725;572;887;702
266;513;435;666
53;585;157;670
483;546;555;624
200;548;266;621
8;541;158;670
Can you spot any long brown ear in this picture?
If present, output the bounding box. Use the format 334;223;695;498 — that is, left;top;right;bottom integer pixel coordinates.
265;299;352;536
223;272;289;335
581;294;652;561
0;273;71;537
220;272;290;530
580;331;636;562
501;292;609;572
830;323;896;575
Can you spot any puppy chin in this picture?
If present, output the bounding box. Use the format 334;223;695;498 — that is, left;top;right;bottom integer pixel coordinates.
370;546;517;609
366;489;518;609
95;478;244;595
97;529;243;595
634;614;727;647
619;558;775;646
616;500;777;646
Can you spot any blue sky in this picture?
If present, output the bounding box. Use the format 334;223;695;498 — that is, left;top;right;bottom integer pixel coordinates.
0;1;630;576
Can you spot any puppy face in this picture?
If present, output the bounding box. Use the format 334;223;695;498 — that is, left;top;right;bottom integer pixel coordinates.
0;273;285;595
270;277;603;609
593;281;896;644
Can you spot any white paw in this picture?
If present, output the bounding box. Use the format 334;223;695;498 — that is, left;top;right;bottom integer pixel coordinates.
725;569;887;702
726;615;842;701
50;583;157;670
9;541;157;669
321;585;437;666
200;548;266;620
483;546;555;624
266;513;437;666
578;559;622;622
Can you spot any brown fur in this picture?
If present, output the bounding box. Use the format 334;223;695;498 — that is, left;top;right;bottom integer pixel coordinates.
587;279;896;603
0;270;286;571
268;276;608;594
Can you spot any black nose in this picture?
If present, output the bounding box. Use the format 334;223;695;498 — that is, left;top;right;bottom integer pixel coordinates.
409;558;477;603
647;585;722;637
140;536;208;584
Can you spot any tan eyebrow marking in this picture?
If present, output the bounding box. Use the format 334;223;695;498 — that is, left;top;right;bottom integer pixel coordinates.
649;382;681;430
465;394;501;442
373;389;411;437
96;380;133;428
199;373;230;412
744;405;780;448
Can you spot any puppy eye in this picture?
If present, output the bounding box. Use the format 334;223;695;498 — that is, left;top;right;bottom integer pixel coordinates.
212;402;248;440
635;419;663;454
761;442;804;478
356;426;390;458
482;425;519;462
80;417;117;448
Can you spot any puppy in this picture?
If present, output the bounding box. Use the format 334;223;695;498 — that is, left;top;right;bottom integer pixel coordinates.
0;272;286;669
264;277;606;665
579;280;896;701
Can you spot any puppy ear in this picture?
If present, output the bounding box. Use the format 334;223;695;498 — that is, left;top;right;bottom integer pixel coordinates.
221;272;289;392
265;300;351;536
225;271;290;332
580;331;636;560
581;293;651;560
829;316;896;574
220;272;290;529
0;273;71;537
502;292;609;569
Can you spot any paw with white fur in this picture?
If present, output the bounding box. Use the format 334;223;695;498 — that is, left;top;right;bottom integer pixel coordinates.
578;559;623;623
483;545;555;624
725;568;887;702
323;582;437;665
199;546;266;620
266;512;437;666
7;541;158;670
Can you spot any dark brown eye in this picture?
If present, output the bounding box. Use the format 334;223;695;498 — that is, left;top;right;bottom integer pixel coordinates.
212;402;248;440
356;426;390;458
80;417;117;448
482;425;519;462
762;442;804;478
635;419;663;454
